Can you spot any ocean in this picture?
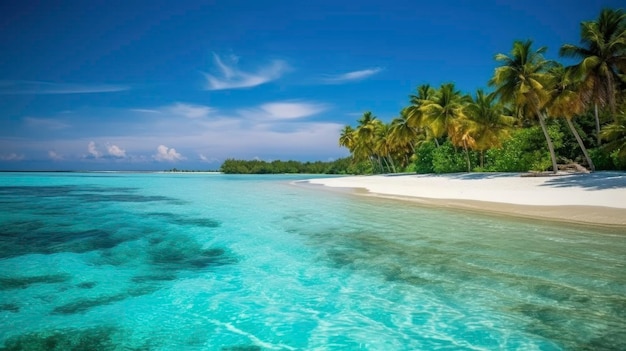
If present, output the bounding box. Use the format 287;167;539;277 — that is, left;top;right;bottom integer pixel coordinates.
0;172;624;350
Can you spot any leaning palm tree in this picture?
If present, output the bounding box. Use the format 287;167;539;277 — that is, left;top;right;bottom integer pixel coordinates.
560;8;626;145
489;40;559;174
465;89;516;168
546;65;596;171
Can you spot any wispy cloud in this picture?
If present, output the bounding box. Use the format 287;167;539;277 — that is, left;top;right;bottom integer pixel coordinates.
198;153;219;163
0;80;129;95
24;117;71;130
204;54;288;90
0;153;24;161
131;109;162;114
87;141;101;158
48;150;63;160
107;144;126;158
257;101;327;120
153;145;185;162
322;67;383;84
168;103;212;119
86;141;126;159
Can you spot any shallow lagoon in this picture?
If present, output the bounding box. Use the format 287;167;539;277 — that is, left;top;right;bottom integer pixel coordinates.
0;172;624;350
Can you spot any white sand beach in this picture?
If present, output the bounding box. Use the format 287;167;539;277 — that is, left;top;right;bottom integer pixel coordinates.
306;172;626;226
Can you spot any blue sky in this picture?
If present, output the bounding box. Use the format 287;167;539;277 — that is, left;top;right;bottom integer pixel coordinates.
0;0;622;170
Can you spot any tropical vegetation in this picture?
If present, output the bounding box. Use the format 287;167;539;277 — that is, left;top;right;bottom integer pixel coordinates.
220;158;357;174
339;8;626;174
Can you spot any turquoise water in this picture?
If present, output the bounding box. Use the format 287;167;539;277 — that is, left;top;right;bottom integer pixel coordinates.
0;173;624;351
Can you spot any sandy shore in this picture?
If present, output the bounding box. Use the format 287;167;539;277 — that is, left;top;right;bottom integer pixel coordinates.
305;172;626;227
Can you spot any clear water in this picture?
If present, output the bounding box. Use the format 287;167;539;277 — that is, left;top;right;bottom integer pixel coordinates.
0;172;624;351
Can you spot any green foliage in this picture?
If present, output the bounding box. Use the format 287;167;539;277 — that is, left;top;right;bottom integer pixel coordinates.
588;148;615;170
413;142;436;173
612;149;626;169
412;141;479;174
486;124;564;172
220;157;359;174
432;141;470;173
346;159;373;174
588;148;626;170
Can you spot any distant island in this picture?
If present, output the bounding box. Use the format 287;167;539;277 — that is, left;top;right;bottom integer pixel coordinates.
218;158;355;174
163;157;356;174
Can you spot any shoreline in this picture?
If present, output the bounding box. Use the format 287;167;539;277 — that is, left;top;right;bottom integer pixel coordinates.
302;172;626;227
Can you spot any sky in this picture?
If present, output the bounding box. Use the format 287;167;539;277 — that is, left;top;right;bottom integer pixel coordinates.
0;0;623;170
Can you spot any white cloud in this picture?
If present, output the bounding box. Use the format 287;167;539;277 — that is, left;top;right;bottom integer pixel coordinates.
24;117;71;130
169;103;212;119
322;67;383;83
198;153;219;163
154;145;185;162
131;109;162;114
107;144;126;158
0;80;129;95
0;153;24;161
205;54;288;90
88;141;101;158
48;150;63;160
258;102;327;120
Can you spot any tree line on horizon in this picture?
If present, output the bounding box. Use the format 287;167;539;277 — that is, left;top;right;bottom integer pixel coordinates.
339;8;626;174
220;158;355;174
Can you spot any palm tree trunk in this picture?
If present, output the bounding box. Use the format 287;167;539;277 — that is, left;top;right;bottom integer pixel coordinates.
463;140;471;173
367;156;376;174
538;112;559;174
594;103;601;146
480;151;484;168
380;156;390;173
566;118;595;171
376;156;384;174
387;156;397;173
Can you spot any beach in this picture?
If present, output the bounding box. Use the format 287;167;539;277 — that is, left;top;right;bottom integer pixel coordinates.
306;172;626;226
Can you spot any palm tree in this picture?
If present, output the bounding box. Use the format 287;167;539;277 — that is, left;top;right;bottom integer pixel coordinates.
419;83;470;140
448;116;477;172
560;8;626;145
390;108;419;153
465;89;515;168
355;111;383;172
407;84;439;146
489;40;559;174
545;65;596;171
374;123;398;173
600;109;626;162
339;125;356;152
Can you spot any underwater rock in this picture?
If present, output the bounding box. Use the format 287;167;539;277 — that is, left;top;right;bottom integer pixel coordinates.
221;346;261;351
0;274;70;290
0;303;19;313
76;281;97;289
147;212;221;228
0;326;118;351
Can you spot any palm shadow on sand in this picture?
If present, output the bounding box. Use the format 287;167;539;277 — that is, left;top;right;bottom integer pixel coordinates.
539;172;626;190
